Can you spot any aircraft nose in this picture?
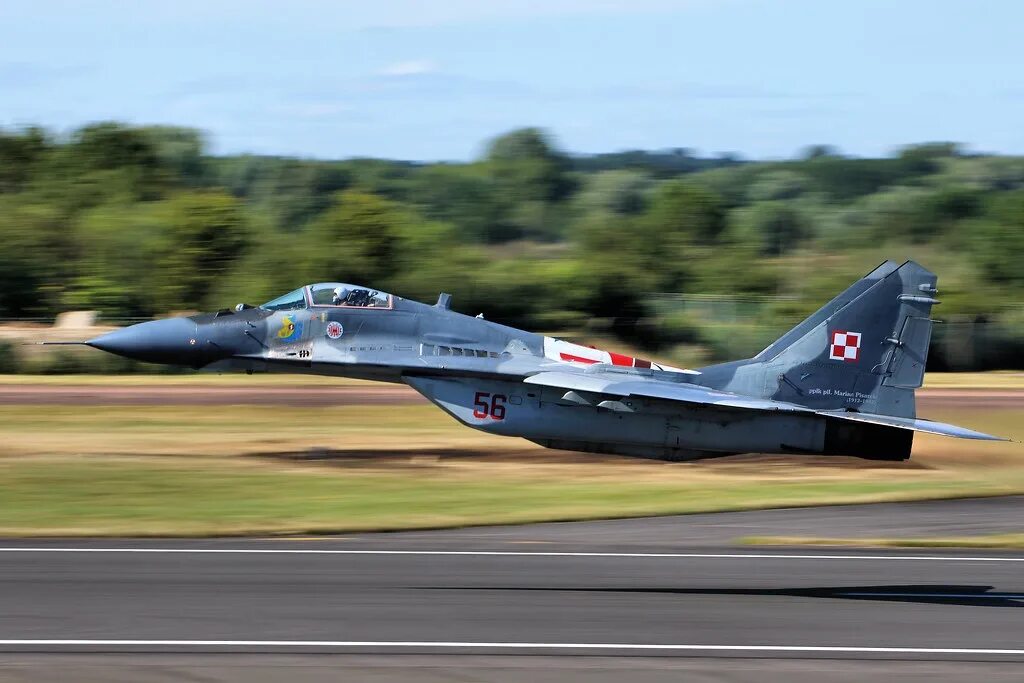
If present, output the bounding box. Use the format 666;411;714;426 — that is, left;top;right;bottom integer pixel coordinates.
87;317;200;365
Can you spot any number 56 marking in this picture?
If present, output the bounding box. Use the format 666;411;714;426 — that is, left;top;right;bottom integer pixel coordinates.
473;392;507;420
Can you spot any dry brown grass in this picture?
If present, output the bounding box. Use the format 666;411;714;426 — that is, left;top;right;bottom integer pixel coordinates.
741;534;1024;548
0;375;1020;536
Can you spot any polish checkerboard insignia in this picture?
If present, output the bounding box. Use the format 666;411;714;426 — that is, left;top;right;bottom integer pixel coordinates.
829;330;861;362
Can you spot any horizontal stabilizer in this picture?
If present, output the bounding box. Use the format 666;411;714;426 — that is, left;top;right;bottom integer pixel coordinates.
817;410;1009;441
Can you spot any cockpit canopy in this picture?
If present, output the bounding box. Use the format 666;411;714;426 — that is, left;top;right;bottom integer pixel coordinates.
260;283;392;311
308;283;391;308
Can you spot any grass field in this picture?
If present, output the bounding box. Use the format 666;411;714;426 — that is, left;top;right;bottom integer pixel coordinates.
4;453;1023;537
0;375;1021;537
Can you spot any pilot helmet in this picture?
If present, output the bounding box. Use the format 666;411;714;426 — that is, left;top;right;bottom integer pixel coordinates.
332;286;350;304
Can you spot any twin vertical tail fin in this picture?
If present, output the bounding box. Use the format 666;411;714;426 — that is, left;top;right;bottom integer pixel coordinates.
757;260;937;418
725;259;1004;443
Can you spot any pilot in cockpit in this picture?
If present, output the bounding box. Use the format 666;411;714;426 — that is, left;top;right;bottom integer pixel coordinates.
332;286;351;306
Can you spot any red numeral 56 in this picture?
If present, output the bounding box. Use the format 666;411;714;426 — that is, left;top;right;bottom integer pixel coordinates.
473;392;507;420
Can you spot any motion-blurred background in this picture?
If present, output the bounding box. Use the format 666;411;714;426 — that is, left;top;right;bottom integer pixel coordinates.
2;11;1024;683
0;1;1022;539
2;0;1023;373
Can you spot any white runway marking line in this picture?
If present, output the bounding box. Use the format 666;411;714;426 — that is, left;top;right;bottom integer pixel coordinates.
0;641;1022;655
0;548;1023;562
841;592;1024;599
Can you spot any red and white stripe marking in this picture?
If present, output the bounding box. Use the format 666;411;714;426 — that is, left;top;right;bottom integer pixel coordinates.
543;338;696;374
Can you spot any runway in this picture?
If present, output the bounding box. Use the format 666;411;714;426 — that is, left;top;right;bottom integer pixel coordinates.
0;501;1022;681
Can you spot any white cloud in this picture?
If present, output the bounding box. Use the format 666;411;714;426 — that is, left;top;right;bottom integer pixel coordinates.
376;60;439;77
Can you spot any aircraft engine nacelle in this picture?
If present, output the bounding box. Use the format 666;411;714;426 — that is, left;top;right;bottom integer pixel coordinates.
402;376;908;461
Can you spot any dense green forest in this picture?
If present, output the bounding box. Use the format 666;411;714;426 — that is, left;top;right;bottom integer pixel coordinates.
1;123;1022;370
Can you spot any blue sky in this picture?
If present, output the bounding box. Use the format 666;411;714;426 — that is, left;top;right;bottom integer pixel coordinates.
2;0;1021;160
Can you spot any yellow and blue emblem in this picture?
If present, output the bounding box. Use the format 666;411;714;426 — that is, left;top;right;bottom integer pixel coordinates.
276;315;303;343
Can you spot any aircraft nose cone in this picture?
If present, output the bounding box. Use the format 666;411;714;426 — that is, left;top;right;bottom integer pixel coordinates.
87;317;200;365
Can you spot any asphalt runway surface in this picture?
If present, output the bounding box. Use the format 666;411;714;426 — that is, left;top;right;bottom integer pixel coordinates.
1;498;1022;682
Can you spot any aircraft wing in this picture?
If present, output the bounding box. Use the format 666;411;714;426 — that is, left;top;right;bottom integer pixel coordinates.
524;370;808;412
524;368;1008;441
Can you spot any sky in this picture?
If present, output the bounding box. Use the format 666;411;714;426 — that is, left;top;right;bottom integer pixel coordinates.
2;0;1022;161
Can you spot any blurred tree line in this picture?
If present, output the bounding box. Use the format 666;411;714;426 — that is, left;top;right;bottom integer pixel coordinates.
1;122;1022;370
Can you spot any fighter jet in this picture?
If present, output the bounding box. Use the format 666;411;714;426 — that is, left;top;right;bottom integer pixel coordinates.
71;260;1005;461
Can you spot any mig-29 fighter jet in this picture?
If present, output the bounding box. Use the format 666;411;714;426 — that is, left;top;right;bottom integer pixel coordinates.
71;260;1005;461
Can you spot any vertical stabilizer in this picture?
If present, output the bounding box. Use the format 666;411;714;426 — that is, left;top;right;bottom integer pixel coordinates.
699;260;938;418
